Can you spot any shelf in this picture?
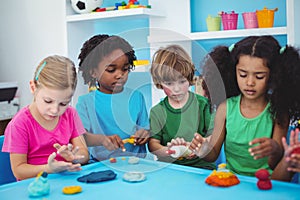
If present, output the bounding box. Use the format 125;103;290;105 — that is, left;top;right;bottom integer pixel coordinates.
148;27;287;43
66;8;165;23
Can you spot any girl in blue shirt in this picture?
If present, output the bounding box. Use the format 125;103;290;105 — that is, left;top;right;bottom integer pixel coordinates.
76;35;149;162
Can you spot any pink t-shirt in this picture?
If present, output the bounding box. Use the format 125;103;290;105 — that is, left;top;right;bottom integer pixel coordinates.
2;106;85;165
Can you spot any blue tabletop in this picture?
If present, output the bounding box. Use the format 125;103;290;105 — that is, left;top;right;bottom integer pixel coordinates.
0;157;299;200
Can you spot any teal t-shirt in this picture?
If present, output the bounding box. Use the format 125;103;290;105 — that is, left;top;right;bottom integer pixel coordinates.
225;95;273;176
150;91;215;169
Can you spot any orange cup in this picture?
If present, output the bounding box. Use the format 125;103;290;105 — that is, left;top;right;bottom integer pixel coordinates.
256;7;278;28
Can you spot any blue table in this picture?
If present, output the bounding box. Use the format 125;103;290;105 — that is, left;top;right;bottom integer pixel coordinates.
0;157;299;200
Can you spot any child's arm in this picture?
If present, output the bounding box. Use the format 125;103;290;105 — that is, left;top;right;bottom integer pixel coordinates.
83;132;125;151
148;138;169;157
248;120;288;169
10;153;81;180
271;128;300;181
190;101;226;162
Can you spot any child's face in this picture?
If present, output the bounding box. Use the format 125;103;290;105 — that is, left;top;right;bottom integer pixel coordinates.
161;77;190;103
31;83;73;121
236;55;269;100
94;49;130;94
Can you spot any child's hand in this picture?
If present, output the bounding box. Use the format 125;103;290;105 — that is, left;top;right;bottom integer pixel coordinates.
167;137;187;147
46;152;82;173
99;135;120;151
53;143;85;163
282;128;300;172
166;138;196;159
133;129;150;145
248;137;279;160
107;135;125;151
190;133;206;156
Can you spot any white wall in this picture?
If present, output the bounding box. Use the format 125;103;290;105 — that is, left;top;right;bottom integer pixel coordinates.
0;0;67;108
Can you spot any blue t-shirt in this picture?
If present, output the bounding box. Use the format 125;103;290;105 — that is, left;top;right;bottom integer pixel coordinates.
76;87;149;161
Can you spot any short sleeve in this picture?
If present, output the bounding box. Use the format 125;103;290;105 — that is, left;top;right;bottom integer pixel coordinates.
76;95;92;132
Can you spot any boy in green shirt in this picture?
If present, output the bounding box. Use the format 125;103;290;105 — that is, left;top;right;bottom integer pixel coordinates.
148;44;215;169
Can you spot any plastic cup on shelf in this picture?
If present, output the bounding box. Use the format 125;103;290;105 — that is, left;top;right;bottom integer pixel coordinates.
221;11;238;30
206;15;221;31
256;7;278;28
242;12;258;29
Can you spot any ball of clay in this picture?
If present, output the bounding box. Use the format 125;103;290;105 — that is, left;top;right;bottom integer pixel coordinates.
257;179;272;190
123;172;146;182
128;156;139;164
255;169;270;180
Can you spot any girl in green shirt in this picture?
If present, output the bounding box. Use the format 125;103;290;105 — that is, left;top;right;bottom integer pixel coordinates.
190;36;300;177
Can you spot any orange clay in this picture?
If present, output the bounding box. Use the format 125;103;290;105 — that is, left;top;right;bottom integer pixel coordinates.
205;170;240;187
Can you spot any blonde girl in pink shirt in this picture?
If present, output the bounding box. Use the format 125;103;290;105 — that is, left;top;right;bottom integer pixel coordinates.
2;55;89;180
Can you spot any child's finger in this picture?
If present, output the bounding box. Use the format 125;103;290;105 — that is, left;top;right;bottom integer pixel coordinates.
57;145;68;155
47;152;56;164
68;143;73;151
53;143;61;150
249;138;263;146
72;146;79;155
178;137;186;144
290;130;296;146
282;137;289;153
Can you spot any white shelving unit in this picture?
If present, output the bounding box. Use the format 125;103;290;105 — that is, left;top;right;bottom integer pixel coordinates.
64;0;297;54
63;0;299;106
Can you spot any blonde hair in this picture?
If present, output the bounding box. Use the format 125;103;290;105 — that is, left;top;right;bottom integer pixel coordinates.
150;44;195;89
34;55;77;91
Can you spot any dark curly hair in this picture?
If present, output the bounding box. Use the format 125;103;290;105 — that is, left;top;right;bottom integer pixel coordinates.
201;35;300;125
78;34;137;87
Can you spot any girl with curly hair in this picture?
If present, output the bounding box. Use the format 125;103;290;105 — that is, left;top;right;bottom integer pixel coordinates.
190;35;300;178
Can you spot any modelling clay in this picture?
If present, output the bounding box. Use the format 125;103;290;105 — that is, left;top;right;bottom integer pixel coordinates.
257;179;272;190
77;170;117;183
62;186;82;195
255;169;269;180
291;146;300;154
166;145;192;158
255;169;272;190
28;171;50;197
123;138;135;144
205;164;240;187
123;172;146;182
109;157;117;163
128;156;139;164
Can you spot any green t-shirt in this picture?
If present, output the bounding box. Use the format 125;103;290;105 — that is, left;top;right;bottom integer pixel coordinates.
225;95;273;176
150;91;215;169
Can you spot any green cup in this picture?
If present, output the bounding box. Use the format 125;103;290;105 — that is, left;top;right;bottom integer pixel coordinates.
206;15;221;31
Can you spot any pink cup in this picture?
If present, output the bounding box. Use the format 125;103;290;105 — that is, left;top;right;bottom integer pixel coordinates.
242;12;258;29
221;11;238;30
